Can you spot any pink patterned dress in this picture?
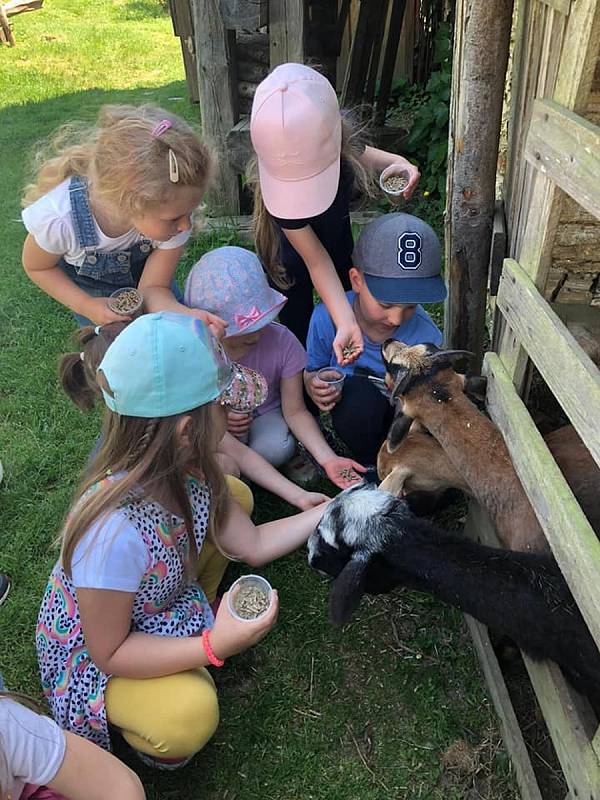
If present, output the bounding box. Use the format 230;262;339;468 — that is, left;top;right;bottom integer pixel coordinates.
35;476;214;751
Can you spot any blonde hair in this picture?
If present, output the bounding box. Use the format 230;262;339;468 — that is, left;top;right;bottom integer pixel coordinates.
60;400;228;580
22;104;213;218
249;109;375;289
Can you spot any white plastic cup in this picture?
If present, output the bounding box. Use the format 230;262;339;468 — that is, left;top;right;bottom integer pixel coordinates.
379;165;410;201
107;287;144;318
227;574;273;622
316;367;345;392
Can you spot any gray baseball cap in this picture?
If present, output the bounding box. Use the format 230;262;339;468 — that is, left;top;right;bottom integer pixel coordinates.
352;213;447;304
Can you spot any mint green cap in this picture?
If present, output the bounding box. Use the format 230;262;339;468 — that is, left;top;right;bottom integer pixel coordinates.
98;312;250;418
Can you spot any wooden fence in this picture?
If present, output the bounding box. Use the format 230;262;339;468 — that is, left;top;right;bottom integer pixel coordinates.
458;0;600;796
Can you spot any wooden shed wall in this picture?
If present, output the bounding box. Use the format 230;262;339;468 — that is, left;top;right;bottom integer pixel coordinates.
505;2;600;308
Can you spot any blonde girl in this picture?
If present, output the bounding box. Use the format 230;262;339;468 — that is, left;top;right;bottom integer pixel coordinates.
36;312;329;769
21;104;224;334
58;322;329;514
249;63;420;359
0;686;144;800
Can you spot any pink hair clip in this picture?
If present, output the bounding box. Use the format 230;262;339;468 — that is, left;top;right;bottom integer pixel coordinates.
151;119;172;138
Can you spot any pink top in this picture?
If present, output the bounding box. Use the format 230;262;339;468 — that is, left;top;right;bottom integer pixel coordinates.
239;323;307;416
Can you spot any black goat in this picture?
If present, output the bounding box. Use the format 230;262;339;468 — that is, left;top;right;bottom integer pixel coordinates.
308;484;600;703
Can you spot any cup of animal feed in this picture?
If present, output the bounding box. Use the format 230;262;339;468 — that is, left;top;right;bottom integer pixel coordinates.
316;367;345;392
380;165;410;202
108;287;144;318
228;575;273;622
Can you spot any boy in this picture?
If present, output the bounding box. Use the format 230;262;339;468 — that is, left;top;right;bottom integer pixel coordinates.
304;213;446;468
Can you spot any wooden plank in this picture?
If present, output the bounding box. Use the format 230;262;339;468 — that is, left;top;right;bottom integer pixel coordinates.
465;617;544;800
554;0;600;111
204;210;383;240
525;99;600;221
3;0;43;15
522;655;600;800
374;0;407;126
226;117;252;173
220;0;268;29
340;0;371;105
539;0;570;13
482;351;600;651
192;0;240;215
497;259;600;466
489;201;507;296
269;0;305;67
0;4;15;45
466;503;600;799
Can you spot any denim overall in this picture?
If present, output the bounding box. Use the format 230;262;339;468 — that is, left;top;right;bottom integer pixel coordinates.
58;176;154;326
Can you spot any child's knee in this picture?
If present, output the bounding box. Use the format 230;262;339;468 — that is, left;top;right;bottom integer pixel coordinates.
159;672;220;756
251;431;296;467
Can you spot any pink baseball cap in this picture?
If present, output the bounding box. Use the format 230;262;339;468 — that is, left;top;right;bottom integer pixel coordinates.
250;63;342;220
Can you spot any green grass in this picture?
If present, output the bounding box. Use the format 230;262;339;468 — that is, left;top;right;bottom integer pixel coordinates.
0;3;517;798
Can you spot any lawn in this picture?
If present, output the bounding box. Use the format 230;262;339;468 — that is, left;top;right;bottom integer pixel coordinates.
0;3;518;798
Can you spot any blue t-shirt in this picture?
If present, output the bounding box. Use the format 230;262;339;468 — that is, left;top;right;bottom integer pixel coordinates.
306;291;442;377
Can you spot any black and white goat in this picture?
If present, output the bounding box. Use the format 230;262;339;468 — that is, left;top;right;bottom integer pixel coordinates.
308;484;600;703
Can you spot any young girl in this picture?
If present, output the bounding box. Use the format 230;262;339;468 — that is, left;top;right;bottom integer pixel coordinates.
249;62;420;358
0;685;144;800
37;312;330;768
184;246;365;489
59;322;329;514
21;104;224;334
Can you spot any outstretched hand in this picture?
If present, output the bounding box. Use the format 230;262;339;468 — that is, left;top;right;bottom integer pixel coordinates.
333;324;364;367
321;457;366;489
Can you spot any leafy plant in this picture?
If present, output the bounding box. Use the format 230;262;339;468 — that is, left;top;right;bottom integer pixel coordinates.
401;22;453;198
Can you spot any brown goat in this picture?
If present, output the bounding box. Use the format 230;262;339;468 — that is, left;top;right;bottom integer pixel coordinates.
379;341;600;553
378;419;600;539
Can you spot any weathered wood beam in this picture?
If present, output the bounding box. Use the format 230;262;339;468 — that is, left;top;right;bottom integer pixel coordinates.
483;351;600;649
269;0;305;67
192;0;240;214
204;210;383;240
444;0;514;368
525;99;600;221
497;258;600;467
466;503;599;800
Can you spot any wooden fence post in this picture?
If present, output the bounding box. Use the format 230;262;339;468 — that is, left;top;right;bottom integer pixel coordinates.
444;0;514;368
192;0;240;215
269;0;306;67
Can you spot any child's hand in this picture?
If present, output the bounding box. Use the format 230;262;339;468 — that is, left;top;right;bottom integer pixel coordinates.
208;589;279;660
333;324;364;367
189;308;228;340
84;296;132;325
227;410;253;439
321;457;366;489
307;374;342;412
292;490;331;510
401;161;420;200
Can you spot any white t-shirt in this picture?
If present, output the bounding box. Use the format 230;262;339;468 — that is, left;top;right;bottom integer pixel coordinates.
22;179;191;267
0;699;66;800
71;510;149;592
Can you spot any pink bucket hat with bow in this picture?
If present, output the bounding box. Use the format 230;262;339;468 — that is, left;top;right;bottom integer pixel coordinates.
250;63;342;219
184;246;287;337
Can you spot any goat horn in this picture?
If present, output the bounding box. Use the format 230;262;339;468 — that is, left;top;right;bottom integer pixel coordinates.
429;349;474;364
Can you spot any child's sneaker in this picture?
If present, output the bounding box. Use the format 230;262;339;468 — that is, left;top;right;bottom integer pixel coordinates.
282;452;319;485
133;750;194;771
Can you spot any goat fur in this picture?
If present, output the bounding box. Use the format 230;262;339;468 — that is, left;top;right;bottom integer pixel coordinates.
308;484;600;704
378;419;600;537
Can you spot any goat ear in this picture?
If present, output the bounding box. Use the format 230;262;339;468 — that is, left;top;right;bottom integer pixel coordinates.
463;374;487;401
386;412;413;453
391;369;413;400
329;556;368;627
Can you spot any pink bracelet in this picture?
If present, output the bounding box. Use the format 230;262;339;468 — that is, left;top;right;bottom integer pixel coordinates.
202;629;224;667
